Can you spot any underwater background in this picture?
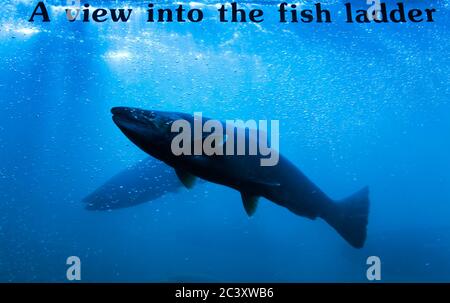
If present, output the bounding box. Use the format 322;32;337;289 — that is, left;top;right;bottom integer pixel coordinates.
0;0;449;282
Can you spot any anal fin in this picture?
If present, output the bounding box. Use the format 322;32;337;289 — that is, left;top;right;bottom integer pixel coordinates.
240;192;259;217
175;169;197;189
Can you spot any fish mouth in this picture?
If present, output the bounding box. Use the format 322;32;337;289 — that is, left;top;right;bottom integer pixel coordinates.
111;106;164;150
111;107;168;136
111;106;147;132
111;106;138;116
111;106;127;116
111;106;137;123
111;106;159;124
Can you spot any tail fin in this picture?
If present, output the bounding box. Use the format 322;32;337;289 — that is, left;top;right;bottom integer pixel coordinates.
322;187;370;248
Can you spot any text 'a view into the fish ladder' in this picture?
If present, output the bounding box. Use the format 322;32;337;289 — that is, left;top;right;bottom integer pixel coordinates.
28;2;436;24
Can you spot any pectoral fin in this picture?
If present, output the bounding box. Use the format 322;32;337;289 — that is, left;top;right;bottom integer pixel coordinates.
240;192;259;217
175;169;197;189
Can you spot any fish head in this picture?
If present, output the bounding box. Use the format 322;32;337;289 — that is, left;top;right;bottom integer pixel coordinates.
111;106;184;160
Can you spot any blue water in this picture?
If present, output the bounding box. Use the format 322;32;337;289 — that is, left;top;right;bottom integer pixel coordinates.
0;0;449;282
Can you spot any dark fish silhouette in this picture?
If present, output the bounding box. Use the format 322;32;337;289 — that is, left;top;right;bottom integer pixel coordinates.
111;106;370;248
83;157;183;210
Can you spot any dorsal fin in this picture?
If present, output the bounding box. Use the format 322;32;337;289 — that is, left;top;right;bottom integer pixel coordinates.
240;192;259;217
175;169;196;189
